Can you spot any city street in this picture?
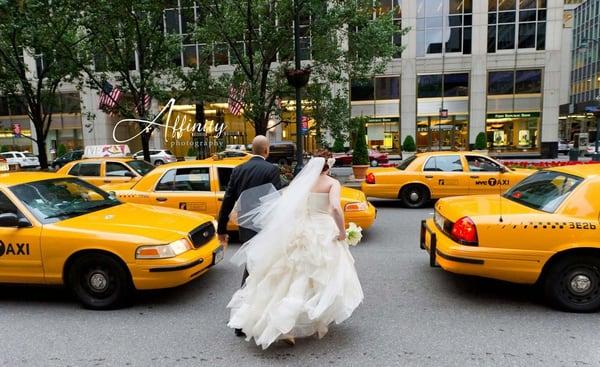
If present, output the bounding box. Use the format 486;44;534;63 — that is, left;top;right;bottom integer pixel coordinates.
1;201;599;367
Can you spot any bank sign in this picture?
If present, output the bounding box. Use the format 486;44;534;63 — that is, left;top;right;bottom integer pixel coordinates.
487;112;540;119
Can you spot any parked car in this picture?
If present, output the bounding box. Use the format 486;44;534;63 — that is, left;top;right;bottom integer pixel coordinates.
51;150;83;169
252;141;296;165
584;144;599;157
0;151;40;168
132;149;177;165
333;149;389;167
225;144;247;151
558;139;570;155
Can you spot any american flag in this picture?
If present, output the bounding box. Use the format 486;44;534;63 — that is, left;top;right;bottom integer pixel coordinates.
228;84;245;116
136;93;151;115
98;81;122;111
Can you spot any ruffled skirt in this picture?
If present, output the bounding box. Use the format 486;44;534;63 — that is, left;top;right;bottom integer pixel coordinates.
227;213;363;349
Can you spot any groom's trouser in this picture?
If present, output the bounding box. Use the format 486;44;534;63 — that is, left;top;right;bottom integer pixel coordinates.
239;227;257;287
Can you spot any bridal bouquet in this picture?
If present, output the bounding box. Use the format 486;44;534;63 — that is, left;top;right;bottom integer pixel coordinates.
345;222;363;246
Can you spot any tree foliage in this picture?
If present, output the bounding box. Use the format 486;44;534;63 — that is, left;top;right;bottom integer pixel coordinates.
193;0;407;136
0;0;81;168
351;116;369;165
402;135;416;152
474;132;487;150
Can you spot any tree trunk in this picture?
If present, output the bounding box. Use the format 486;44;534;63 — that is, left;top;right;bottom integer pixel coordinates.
35;133;49;170
254;117;268;137
140;131;151;162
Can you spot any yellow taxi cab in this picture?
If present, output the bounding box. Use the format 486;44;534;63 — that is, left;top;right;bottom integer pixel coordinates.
420;164;600;312
0;172;222;309
102;156;377;230
56;158;155;187
361;151;534;208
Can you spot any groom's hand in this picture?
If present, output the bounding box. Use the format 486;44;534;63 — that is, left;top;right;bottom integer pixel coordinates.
218;234;229;246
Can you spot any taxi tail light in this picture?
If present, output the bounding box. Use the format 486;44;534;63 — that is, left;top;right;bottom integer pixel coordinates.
344;202;368;212
450;216;478;246
365;173;376;184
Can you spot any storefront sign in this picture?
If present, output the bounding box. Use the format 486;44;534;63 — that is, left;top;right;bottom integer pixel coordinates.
487;112;540;119
367;117;399;123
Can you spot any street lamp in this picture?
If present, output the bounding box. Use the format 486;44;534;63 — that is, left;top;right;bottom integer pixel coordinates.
578;38;600;161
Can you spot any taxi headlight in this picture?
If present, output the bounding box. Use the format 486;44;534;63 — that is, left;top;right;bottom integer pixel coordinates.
344;202;368;212
136;238;193;259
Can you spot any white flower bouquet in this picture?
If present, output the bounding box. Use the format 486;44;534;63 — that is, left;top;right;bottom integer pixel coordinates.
345;222;363;246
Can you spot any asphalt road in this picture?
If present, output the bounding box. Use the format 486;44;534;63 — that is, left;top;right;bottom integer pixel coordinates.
1;201;599;367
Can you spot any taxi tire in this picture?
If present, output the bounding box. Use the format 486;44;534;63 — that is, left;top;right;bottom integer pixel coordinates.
400;184;430;208
543;255;600;313
68;253;132;310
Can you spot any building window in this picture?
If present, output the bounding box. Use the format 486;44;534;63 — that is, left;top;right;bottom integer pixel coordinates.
488;0;546;52
488;69;542;95
351;79;375;101
417;73;469;98
416;0;472;57
375;77;400;100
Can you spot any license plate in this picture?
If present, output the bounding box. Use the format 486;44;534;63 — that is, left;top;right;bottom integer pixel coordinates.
212;246;224;265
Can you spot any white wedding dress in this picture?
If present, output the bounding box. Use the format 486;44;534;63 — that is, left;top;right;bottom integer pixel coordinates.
227;158;363;349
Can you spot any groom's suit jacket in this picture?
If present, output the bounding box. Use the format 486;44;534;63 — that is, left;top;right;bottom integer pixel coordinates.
217;156;282;237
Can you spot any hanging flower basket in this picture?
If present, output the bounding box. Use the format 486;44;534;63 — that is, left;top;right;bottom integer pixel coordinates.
284;67;311;88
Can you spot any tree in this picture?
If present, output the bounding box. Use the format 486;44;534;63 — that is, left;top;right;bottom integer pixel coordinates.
194;0;407;137
305;83;349;149
0;0;81;169
351;116;369;165
57;0;214;162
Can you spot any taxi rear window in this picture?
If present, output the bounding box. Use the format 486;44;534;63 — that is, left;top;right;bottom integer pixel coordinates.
396;155;416;170
504;171;583;213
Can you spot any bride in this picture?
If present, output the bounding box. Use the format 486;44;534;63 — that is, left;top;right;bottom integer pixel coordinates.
227;157;363;349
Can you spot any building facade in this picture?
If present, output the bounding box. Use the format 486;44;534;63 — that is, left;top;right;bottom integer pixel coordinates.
354;0;572;158
2;0;572;159
560;0;599;145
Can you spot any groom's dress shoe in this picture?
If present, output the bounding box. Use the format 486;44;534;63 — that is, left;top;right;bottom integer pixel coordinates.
235;329;246;337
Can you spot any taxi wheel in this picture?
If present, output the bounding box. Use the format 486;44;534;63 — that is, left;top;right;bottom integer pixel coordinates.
544;255;600;313
400;185;430;208
370;160;378;167
68;253;132;310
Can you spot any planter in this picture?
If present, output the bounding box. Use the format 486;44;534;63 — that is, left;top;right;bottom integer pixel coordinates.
352;165;369;180
285;68;311;88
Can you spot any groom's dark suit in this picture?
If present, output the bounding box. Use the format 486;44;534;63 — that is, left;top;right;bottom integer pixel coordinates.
217;155;282;282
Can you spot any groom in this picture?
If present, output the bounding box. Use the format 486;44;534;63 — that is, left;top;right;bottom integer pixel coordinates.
217;135;282;337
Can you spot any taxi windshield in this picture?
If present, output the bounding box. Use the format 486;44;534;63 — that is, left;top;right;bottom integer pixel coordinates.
504;171;583;213
10;178;121;224
127;159;155;175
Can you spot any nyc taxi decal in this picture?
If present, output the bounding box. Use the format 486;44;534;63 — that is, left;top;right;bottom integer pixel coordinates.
437;179;459;186
179;202;207;211
474;178;510;187
0;240;30;256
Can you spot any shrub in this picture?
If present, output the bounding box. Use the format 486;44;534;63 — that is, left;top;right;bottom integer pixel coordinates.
332;137;346;153
57;144;67;157
474;132;487;150
0;145;9;153
402;135;416;152
352;119;369;165
187;147;198;157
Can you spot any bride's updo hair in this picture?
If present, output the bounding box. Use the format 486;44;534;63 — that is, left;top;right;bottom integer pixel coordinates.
315;149;333;173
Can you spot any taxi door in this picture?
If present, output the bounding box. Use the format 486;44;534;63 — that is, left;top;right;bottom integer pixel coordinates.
102;161;137;186
465;155;506;195
148;166;219;217
421;154;469;198
0;190;43;283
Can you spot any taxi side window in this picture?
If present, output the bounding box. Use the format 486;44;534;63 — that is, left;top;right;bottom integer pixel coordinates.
466;156;501;172
106;162;132;177
156;167;211;191
69;163;101;177
217;167;233;191
423;156;463;172
0;191;18;217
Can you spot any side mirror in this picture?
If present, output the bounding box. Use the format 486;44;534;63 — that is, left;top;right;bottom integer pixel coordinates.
499;166;509;173
0;213;30;228
123;171;135;178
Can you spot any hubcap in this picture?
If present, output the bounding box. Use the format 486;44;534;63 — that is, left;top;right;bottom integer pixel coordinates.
89;272;108;292
409;191;420;202
569;274;592;294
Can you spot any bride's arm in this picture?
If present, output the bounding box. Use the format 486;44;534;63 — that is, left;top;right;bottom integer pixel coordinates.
329;181;346;241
